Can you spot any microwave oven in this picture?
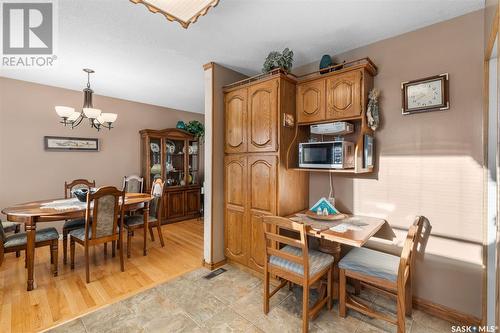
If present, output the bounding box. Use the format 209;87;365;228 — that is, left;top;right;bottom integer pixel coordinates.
298;141;355;169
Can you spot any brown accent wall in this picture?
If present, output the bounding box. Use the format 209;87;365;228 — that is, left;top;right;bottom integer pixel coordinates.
294;10;484;317
0;77;204;230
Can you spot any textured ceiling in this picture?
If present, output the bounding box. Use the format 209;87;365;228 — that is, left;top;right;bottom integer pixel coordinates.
0;0;484;113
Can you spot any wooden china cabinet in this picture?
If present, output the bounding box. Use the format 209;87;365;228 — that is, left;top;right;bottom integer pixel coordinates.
140;128;201;223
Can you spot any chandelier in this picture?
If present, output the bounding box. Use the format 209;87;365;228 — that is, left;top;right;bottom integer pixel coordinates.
130;0;219;29
54;69;117;131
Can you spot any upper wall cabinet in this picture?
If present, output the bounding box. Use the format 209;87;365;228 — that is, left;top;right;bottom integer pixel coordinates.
296;79;326;123
224;78;279;154
326;70;362;120
296;61;375;124
247;79;278;152
225;88;248;154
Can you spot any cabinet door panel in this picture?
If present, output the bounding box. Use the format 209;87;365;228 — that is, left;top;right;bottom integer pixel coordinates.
247;155;277;272
326;71;362;120
224;155;247;264
297;79;325;124
185;189;200;215
248;80;278;152
225;89;247;154
167;191;185;219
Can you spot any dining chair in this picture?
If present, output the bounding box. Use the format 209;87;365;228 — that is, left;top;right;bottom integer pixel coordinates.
69;186;125;283
122;178;165;258
262;216;334;333
122;175;144;193
0;222;59;276
338;216;427;333
1;221;21;257
63;179;96;264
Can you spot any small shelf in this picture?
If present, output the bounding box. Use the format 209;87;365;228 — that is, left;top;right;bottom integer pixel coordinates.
292;168;373;174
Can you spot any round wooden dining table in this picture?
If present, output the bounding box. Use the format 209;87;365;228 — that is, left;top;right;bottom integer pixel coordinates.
1;193;153;291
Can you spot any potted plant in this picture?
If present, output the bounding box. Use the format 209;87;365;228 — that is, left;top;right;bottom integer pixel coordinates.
262;48;294;73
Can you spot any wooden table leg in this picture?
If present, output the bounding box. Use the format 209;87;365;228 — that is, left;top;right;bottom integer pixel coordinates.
25;217;36;291
143;203;149;256
318;238;341;300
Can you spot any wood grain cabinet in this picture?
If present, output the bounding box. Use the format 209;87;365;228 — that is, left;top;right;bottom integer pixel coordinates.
247;80;279;153
223;73;309;273
224;155;248;265
140;128;201;224
247;155;277;271
296;79;326;123
326;70;362;120
224;79;278;153
296;65;374;124
225;89;247;154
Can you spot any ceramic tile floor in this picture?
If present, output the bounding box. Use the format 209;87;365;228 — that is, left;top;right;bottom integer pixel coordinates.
48;264;453;333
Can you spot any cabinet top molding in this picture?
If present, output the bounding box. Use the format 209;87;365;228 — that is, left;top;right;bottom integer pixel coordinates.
223;58;377;92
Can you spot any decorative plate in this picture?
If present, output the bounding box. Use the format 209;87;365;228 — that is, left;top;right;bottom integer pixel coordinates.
150;143;160;153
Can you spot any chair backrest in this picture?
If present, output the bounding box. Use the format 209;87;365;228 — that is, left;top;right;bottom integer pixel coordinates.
149;178;164;220
65;179;96;199
84;186;125;241
397;216;426;285
262;216;310;278
123;175;144;194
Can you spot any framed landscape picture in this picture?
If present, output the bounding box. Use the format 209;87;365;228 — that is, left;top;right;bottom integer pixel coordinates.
44;136;99;151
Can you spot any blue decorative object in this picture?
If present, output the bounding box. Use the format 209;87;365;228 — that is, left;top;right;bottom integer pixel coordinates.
310;197;339;215
73;188;96;202
319;55;333;74
176;121;186;130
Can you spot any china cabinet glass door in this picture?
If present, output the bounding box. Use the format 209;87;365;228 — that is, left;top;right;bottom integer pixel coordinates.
149;137;162;186
188;140;199;185
164;138;185;187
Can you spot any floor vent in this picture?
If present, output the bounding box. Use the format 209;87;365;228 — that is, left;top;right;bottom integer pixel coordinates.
203;268;227;280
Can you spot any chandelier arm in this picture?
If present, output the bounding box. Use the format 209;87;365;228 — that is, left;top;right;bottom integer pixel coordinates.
71;114;85;129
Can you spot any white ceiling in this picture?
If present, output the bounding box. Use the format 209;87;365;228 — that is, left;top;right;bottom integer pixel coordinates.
0;0;484;114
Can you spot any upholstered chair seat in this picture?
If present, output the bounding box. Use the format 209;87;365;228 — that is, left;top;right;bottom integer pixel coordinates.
4;228;59;248
0;222;59;276
270;245;334;277
63;218;85;230
124;214;157;227
338;247;399;282
68;228;93;242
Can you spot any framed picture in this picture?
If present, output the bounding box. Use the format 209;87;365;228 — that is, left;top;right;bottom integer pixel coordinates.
44;136;99;151
363;134;374;169
402;73;449;115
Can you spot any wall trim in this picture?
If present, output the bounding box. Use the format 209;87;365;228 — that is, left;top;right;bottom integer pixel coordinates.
202;258;227;270
413;296;482;327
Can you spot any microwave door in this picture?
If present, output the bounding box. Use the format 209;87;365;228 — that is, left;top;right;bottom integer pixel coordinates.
300;143;335;168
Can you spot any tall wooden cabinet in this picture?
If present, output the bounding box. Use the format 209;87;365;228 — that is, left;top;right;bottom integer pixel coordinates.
140;128;202;223
223;73;309;273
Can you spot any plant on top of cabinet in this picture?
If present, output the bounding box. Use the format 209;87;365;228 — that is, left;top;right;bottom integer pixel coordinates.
262;48;294;73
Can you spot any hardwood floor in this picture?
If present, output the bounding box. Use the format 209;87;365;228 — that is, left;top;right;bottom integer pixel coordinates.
0;219;204;333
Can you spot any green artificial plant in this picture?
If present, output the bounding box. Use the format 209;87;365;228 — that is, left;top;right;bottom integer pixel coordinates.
262;48;294;73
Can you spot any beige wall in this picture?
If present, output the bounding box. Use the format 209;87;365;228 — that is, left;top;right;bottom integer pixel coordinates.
203;63;247;264
0;77;204;229
485;0;498;51
295;10;484;317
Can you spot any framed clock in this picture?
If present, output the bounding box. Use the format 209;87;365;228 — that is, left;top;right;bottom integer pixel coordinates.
402;73;449;115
